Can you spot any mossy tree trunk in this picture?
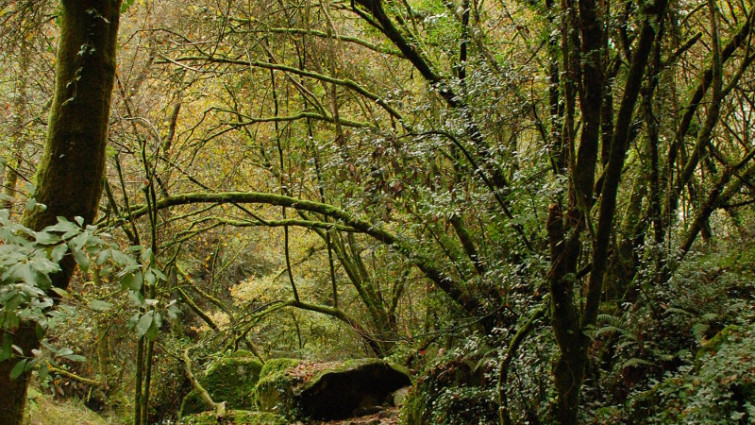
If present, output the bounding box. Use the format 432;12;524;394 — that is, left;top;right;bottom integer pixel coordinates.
545;1;668;423
0;1;121;424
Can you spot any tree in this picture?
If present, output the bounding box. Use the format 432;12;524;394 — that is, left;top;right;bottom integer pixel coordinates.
0;1;121;423
143;3;755;422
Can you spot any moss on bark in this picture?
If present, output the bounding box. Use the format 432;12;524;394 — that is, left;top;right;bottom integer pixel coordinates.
0;1;121;423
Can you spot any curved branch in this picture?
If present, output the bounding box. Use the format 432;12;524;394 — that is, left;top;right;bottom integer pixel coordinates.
229;25;403;57
183;346;226;420
158;55;404;123
126;191;484;317
214;107;371;129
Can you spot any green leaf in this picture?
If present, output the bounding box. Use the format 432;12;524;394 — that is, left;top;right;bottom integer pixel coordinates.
16;264;51;288
62;354;86;363
128;290;147;308
136;311;154;338
151;268;167;282
47;217;80;237
56;347;73;357
50;287;69;298
96;250;111;265
72;248;90;273
35;231;62;245
110;250;135;267
37;361;49;381
1;310;20;332
121;270;143;291
144;270;156;286
89;300;113;312
622;357;653;369
166;300;181;320
50;243;68;263
153;312;162;330
140;248;153;265
692;322;710;340
10;359;27;380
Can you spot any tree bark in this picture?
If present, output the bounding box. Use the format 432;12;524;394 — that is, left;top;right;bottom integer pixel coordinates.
0;1;121;423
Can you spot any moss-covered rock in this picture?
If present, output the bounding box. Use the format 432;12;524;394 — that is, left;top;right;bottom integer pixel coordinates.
299;359;411;420
251;358;303;420
180;354;263;417
252;358;411;421
179;410;286;425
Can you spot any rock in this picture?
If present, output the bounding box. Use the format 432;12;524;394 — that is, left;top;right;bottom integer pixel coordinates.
392;386;410;407
253;358;411;421
300;359;411;420
180;353;264;417
252;358;304;419
179;409;286;425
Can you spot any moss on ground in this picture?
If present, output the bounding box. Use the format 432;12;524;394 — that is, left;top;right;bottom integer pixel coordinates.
23;388;115;425
179;410;286;425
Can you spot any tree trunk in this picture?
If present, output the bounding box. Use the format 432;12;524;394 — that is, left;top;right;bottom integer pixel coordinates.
0;1;121;423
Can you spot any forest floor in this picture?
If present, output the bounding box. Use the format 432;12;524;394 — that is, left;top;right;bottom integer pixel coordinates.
24;385;400;425
23;388;112;425
301;408;399;425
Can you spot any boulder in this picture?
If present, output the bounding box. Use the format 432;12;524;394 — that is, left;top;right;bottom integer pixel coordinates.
180;352;263;417
253;358;411;421
251;358;303;419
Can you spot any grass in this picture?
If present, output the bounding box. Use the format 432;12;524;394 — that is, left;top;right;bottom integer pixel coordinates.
23;387;119;425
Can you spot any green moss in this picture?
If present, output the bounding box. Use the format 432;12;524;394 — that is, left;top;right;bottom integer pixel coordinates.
180;356;263;417
257;358;301;381
699;324;741;356
179;390;208;418
179;410;286;425
301;358;408;389
251;358;302;420
23;388;111;425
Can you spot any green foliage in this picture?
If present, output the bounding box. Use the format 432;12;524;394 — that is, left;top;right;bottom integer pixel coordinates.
627;324;755;424
400;342;499;425
0;209;172;384
587;238;755;423
0;211;104;377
